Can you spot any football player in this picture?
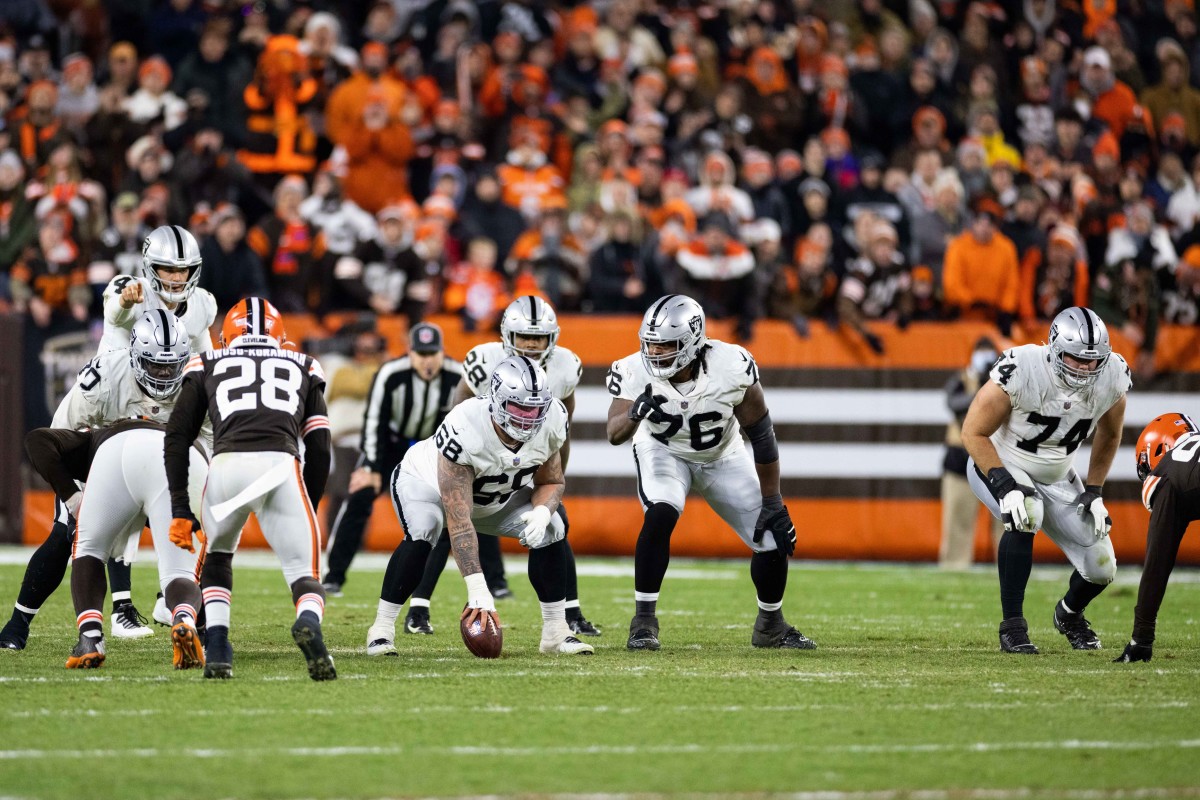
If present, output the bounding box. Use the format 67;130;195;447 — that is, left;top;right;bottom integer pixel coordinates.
164;298;335;681
395;296;601;638
606;295;813;651
24;418;207;670
0;311;192;650
364;355;594;657
962;306;1130;654
1114;413;1200;663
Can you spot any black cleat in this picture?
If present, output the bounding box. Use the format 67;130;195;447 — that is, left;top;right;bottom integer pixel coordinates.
203;627;234;679
0;623;28;651
626;614;660;651
752;612;817;649
404;608;434;635
321;582;343;598
292;617;337;681
492;586;515;601
65;635;105;669
1053;601;1101;650
999;617;1039;654
568;616;602;637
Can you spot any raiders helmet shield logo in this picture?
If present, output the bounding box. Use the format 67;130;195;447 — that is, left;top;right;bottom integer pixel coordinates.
689;315;703;336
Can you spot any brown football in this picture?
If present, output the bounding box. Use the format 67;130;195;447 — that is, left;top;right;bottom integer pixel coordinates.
460;611;503;659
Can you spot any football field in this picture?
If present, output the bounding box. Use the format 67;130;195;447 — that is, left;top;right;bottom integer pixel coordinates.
1;552;1199;800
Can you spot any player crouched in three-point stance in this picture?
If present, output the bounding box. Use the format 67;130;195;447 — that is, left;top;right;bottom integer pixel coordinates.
164;298;335;680
962;306;1130;654
365;355;593;657
25;418;208;670
606;295;814;651
1114;414;1200;663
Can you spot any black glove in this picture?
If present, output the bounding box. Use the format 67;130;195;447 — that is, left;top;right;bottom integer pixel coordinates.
1113;640;1153;663
863;331;885;355
629;383;668;424
752;494;796;557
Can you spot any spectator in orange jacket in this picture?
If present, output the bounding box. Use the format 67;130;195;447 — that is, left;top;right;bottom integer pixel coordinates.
506;196;587;309
338;83;415;213
324;42;407;149
443;237;511;331
497;130;565;219
942;197;1019;334
1019;224;1090;325
1081;46;1138;139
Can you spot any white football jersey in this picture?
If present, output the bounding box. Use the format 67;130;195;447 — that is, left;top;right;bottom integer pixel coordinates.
51;348;179;430
401;396;569;517
607;340;759;464
98;275;217;355
990;343;1131;484
462;341;582;401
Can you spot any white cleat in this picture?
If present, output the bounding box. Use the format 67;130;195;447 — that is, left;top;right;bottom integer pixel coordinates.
366;627;398;656
110;605;154;639
152;596;171;627
540;623;594;655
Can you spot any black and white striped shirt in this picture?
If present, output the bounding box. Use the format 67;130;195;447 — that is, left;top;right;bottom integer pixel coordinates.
359;356;463;472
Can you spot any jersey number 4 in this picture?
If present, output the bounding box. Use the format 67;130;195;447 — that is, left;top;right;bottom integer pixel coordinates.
214;357;303;418
1016;412;1092;455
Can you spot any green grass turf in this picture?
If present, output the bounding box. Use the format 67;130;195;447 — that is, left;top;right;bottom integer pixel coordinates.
1;555;1199;800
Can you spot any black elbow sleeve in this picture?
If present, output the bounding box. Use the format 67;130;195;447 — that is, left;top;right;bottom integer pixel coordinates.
745;413;779;464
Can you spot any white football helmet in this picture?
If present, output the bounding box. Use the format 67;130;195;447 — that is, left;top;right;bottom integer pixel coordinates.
142;224;202;304
500;296;559;365
488;355;553;442
130;309;190;399
1048;306;1111;388
639;294;706;379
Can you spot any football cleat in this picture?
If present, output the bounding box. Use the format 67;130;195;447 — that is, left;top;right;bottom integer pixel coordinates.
292;617;337;681
404;609;434;635
203;626;233;679
321;582;343;598
540;622;594;655
152;595;171;627
752;615;817;650
999;617;1040;654
0;621;28;651
568;616;602;637
111;603;153;639
171;621;205;670
366;625;398;656
626;614;661;651
1053;601;1101;650
492;586;515;601
65;635;106;669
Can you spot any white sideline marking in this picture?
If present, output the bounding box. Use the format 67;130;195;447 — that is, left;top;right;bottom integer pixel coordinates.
325;790;1200;800
4;699;1190;720
2;740;1199;760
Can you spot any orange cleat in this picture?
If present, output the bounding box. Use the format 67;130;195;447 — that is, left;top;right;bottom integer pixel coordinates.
171;621;205;670
65;635;105;669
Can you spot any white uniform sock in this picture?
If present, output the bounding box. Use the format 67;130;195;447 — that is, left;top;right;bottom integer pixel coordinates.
296;592;324;622
203;587;232;631
372;600;402;632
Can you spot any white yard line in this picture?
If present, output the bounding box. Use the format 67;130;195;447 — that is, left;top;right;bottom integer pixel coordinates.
2;740;1200;761
313;790;1200;800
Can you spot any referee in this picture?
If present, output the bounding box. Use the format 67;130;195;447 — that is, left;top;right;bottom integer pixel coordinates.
322;323;462;594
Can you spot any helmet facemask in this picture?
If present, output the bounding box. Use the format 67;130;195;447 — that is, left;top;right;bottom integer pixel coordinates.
132;351;188;399
500;297;559;366
1049;340;1109;389
488;356;553;442
495;396;552;441
146;261;201;304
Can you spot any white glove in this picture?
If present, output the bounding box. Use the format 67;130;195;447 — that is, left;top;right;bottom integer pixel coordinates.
1074;486;1112;540
518;505;553;549
64;492;82;519
999;489;1038;532
464;572;496;612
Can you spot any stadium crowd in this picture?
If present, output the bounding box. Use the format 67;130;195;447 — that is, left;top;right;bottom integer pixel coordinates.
4;0;1200;430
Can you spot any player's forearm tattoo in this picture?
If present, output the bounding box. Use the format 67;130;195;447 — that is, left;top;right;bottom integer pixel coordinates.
438;454;482;576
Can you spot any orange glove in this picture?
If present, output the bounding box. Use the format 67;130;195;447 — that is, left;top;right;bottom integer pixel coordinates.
169;516;204;553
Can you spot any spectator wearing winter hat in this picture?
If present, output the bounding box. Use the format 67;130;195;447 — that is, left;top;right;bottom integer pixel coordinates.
838;219;912;355
891;105;950;172
122;56;186;130
56;54;98;136
506;195;588;310
496;129;566;220
443;237;512;332
301;169;377;258
1018;224;1089;325
676;212;758;340
839;150;910;252
1079;46;1138;139
88;192;150;298
909;169;966;281
247;174;327;312
1141;39;1200;148
198;204;269;317
588;210;652;313
741;46;802;153
11;80;72;172
942;197;1019;334
740;149;792;243
458;170;526;266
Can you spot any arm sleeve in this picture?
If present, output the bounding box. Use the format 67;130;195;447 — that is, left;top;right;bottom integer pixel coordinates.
301;385;332;506
24;428;93;498
164;373;210;515
1132;479;1187;645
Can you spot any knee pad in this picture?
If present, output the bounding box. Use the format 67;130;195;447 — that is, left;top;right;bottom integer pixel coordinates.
1083;547;1117;585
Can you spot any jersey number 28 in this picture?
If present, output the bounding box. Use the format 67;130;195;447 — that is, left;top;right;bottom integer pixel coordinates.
214;356;302;418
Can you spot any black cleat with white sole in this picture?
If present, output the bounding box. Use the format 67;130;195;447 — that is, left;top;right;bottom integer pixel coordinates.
999;617;1039;654
1053;601;1101;650
568;616;601;637
292;616;337;681
404;608;433;635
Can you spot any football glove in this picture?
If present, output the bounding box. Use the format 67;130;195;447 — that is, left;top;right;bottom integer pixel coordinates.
1073;484;1112;541
64;491;82;520
987;467;1037;533
463;572;497;613
169;513;205;553
752;494;797;557
629;383;669;424
518;505;553;549
1113;640;1153;663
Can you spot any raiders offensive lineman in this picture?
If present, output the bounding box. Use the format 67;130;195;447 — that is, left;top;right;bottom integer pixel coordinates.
606;295;812;651
962;306;1130;654
1114;413;1200;663
165;298;335;681
365;355;594;656
25;418;207;670
99;224;216;355
0;312;192;650
396;296;601;638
